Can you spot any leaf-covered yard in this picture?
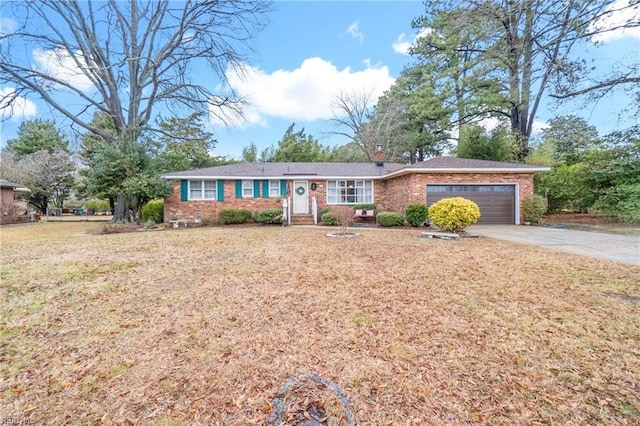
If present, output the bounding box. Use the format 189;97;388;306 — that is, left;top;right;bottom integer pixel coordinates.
1;223;639;424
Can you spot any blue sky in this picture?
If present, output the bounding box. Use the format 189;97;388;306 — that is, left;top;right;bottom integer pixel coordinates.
1;0;639;159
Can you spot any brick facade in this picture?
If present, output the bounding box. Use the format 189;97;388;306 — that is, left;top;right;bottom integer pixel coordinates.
381;172;535;221
165;172;535;224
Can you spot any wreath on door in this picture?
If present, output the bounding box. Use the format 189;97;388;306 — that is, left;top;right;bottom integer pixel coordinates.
296;186;305;195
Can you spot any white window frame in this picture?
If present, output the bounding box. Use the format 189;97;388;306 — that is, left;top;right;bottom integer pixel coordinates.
327;180;373;204
189;180;217;200
269;180;280;197
242;180;253;198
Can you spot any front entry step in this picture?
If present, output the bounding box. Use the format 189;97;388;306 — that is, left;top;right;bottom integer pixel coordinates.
290;215;315;225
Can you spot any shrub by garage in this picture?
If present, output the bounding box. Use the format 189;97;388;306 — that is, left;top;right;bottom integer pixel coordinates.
428;197;480;233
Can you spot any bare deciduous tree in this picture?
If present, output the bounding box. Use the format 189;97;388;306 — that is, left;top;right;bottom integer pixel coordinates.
0;0;270;221
328;90;406;162
0;149;76;213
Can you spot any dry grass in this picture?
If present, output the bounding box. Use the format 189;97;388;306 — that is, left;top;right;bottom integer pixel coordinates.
1;222;639;425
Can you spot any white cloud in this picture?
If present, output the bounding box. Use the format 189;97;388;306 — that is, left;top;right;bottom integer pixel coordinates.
392;28;432;55
589;0;640;42
531;120;550;135
211;57;395;128
346;21;364;43
0;87;37;121
33;48;94;92
392;33;411;55
0;17;17;36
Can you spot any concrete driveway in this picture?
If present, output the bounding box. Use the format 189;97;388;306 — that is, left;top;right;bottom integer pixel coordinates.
470;225;640;266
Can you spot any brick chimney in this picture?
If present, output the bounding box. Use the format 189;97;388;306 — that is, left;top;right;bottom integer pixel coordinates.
374;143;385;167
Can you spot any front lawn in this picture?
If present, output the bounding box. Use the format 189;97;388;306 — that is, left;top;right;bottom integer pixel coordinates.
1;223;639;424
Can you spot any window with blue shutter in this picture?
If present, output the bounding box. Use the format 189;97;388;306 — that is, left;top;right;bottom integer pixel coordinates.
280;180;287;196
235;180;242;198
253;180;260;198
262;180;269;198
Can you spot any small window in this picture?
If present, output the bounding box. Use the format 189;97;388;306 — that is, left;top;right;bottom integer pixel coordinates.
494;185;514;192
449;185;469;192
269;180;280;197
427;186;447;192
204;181;216;199
242;180;253;197
190;180;203;199
189;180;216;200
471;186;492;192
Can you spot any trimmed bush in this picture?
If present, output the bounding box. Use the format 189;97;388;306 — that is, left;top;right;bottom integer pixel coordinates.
376;212;404;227
255;208;283;224
321;211;339;226
218;209;253;225
353;203;378;211
201;216;214;225
405;204;429;227
522;194;547;223
428;197;480;232
141;199;164;224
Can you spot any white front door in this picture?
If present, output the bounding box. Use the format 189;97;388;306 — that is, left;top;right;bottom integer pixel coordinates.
292;180;309;214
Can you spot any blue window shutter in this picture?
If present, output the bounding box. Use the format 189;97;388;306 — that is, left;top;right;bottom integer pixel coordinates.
253;180;260;198
280;180;287;196
262;180;269;198
181;180;188;201
217;180;224;201
235;180;242;198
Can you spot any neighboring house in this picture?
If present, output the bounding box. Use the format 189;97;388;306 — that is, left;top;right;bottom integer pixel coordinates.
162;156;550;225
0;179;31;224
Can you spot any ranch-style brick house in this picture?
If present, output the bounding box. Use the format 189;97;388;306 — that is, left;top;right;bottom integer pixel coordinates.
162;156;550;225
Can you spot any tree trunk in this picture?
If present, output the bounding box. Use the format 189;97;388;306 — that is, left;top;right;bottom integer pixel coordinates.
113;193;130;223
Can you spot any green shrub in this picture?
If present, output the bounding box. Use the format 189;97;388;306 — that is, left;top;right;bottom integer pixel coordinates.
141;199;164;224
405;204;429;227
522;194;547;223
592;183;640;222
376;212;404;227
85;199;110;213
255;208;283;224
353;203;378;211
218;209;253;225
321;211;338;226
428;197;480;232
201;216;214;225
320;206;332;216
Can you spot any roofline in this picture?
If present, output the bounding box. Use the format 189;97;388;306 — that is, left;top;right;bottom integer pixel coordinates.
0;183;31;191
381;166;551;179
162;174;389;180
162;165;551;181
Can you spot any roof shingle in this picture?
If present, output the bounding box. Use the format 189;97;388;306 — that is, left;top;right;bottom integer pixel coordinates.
162;157;550;180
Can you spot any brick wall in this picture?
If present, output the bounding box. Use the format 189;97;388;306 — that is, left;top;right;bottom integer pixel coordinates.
165;173;535;223
382;172;535;221
165;180;285;223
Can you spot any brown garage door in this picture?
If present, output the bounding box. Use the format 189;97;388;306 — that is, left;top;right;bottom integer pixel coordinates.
426;185;515;224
